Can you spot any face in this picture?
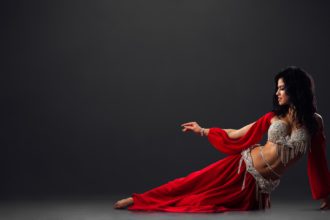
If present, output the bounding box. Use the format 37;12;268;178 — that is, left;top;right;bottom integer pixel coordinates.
276;78;289;105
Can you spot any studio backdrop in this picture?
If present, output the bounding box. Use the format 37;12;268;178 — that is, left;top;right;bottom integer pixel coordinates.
2;0;330;199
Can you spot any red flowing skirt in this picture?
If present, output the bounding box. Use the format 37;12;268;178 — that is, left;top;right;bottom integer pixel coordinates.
128;154;267;213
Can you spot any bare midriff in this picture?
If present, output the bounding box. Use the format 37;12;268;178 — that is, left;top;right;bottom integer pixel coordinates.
250;141;303;180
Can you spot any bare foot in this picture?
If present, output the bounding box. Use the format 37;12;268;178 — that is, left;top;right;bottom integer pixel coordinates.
113;197;134;209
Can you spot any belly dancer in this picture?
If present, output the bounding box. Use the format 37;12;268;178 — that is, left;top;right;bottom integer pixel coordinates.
114;66;330;212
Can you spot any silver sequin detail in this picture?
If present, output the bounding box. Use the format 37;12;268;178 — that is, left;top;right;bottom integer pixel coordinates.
267;120;311;166
238;146;280;209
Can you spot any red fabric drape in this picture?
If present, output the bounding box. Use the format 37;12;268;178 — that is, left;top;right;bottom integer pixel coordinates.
207;112;274;155
128;111;330;213
208;111;330;200
307;124;330;199
128;154;260;212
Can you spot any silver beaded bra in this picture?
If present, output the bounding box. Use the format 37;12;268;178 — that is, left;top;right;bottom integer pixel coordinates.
267;120;311;166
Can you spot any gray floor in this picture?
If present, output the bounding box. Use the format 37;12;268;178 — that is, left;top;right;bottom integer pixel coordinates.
0;196;328;220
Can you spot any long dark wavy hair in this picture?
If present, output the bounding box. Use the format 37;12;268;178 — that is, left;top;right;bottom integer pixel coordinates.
272;66;319;135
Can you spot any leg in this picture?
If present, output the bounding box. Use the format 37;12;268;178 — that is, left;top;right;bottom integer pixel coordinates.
128;154;259;212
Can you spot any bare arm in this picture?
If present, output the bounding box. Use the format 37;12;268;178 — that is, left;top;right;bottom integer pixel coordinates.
225;122;255;139
201;122;255;138
181;122;255;139
202;128;236;136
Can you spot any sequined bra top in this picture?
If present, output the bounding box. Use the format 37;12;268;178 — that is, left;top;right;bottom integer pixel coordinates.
267;120;311;166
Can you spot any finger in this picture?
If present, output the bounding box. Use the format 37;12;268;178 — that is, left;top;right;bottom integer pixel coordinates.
320;202;328;210
182;126;194;132
320;205;327;210
181;122;195;126
183;125;194;130
181;123;192;127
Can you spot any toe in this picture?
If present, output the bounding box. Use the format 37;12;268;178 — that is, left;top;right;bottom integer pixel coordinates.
113;202;120;209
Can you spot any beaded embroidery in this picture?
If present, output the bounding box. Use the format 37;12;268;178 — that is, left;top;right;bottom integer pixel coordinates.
238;146;280;209
267;120;311;166
236;119;312;208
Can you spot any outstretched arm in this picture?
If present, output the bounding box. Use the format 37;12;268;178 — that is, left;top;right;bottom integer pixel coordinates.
206;112;274;155
181;122;255;139
180;112;275;155
223;122;256;139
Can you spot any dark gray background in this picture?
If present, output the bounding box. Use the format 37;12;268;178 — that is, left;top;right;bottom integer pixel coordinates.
2;0;330;200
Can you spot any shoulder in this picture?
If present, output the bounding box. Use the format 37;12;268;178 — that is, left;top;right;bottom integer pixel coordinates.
314;113;324;130
263;111;276;118
270;115;281;124
263;111;278;123
314;112;323;121
253;111;280;124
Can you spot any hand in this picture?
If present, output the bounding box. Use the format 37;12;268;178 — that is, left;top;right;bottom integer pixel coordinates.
320;196;330;210
181;121;202;135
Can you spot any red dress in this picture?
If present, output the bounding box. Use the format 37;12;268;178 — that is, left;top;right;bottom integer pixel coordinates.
128;112;330;213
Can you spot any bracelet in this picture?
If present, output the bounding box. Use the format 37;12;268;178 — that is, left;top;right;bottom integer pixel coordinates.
200;128;205;136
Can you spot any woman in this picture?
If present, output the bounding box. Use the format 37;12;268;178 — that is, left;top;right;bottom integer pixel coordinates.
114;66;330;212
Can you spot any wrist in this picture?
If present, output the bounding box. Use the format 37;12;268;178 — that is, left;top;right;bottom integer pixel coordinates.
200;128;205;136
200;128;209;136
